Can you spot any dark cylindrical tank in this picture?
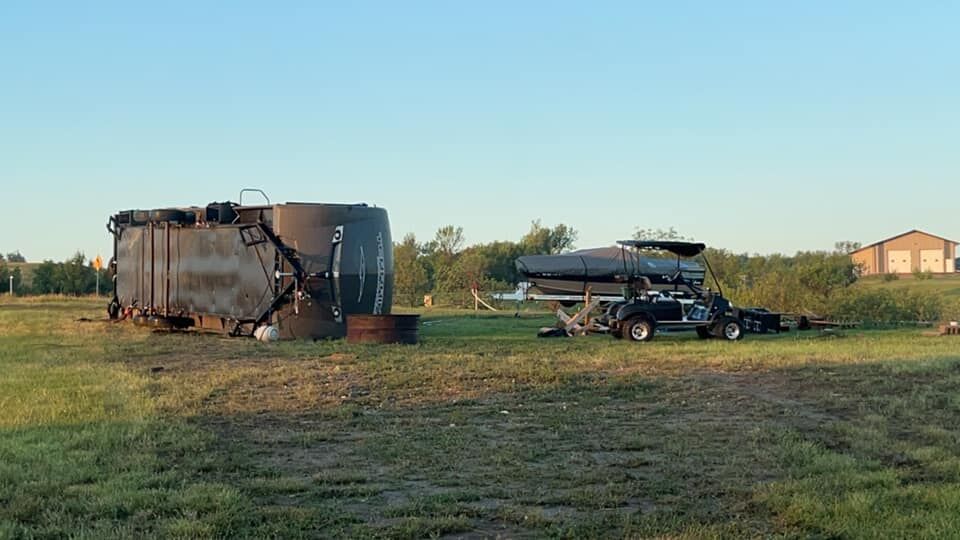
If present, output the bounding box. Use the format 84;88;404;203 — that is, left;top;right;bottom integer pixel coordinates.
109;201;393;340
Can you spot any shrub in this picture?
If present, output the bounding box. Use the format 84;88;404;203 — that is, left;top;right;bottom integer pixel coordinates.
828;288;944;324
881;273;900;282
942;297;960;322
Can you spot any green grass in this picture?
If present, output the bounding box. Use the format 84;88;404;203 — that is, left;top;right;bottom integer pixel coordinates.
3;298;960;537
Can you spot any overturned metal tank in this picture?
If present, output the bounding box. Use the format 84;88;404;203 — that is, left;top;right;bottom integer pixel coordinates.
107;196;393;339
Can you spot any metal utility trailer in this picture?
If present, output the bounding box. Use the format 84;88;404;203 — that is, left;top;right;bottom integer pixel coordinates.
107;195;393;340
491;282;626;306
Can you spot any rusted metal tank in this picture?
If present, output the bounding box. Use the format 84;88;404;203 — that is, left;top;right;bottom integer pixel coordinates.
107;198;393;340
346;314;420;344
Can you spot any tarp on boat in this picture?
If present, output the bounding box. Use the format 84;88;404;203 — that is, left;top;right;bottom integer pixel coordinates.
515;246;704;281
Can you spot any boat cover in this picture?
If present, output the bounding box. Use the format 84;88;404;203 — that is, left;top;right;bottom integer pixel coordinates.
516;246;704;281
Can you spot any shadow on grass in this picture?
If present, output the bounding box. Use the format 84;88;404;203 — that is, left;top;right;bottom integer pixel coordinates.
176;350;960;538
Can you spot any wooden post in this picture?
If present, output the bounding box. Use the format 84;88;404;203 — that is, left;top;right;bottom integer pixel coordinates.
584;287;592;327
470;287;499;311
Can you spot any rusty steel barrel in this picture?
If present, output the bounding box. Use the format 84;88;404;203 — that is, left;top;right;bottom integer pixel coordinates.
346;314;420;344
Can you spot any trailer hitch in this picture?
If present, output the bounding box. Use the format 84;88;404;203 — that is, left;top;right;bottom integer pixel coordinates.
241;222;345;331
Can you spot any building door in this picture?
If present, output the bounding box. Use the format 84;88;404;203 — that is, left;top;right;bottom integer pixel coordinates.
887;250;912;273
920;249;943;273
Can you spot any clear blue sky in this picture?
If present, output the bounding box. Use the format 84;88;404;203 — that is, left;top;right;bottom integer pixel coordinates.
1;1;957;261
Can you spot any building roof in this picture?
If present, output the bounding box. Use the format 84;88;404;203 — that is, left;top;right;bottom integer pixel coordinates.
851;229;960;254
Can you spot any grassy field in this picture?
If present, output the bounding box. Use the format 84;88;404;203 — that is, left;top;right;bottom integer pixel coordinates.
3;298;960;538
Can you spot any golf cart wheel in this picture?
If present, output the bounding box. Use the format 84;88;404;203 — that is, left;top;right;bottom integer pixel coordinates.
624;317;655;342
696;326;712;339
714;317;744;341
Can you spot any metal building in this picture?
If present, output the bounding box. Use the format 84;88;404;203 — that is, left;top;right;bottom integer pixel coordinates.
851;229;957;275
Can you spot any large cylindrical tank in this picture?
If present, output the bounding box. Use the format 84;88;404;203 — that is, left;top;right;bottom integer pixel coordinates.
108;201;393;339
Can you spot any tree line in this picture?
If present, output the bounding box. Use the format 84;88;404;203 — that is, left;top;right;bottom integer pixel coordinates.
0;252;108;296
395;224;959;323
0;251;27;263
394;220;577;306
7;229;957;323
393;223;867;313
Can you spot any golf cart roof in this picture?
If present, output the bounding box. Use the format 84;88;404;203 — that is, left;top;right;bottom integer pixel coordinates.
616;240;707;257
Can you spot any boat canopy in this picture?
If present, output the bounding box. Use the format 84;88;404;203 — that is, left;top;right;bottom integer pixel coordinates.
616;240;706;258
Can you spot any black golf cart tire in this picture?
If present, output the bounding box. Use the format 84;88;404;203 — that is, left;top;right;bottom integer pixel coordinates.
713;317;744;341
624;317;655;342
696;326;712;339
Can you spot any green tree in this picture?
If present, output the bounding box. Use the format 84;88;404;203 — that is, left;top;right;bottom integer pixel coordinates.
58;252;96;296
833;241;862;254
432;225;465;258
466;241;526;284
31;260;59;294
0;262;24;295
421;225;464;280
393;234;431;306
520;220;577;254
5;251;26;263
795;252;858;300
432;249;512;306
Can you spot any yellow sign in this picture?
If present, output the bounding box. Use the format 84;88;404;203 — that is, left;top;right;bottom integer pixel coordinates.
93;255;103;271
